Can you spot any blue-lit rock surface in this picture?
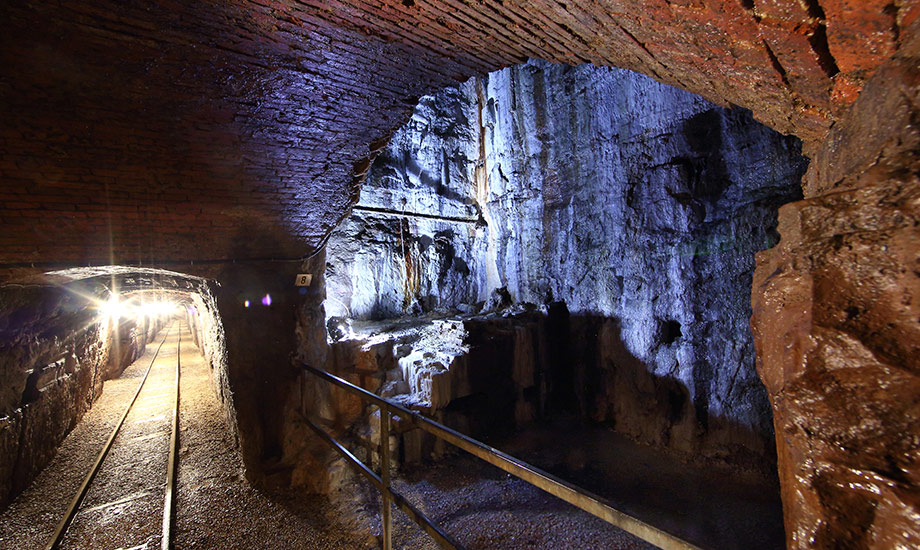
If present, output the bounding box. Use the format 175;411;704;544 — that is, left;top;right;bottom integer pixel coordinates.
325;61;806;462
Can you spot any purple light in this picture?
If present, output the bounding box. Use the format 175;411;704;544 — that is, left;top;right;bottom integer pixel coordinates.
261;294;272;306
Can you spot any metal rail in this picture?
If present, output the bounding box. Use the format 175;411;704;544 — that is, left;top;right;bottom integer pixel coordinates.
162;323;181;550
46;323;175;550
303;416;462;549
351;205;480;224
300;362;703;550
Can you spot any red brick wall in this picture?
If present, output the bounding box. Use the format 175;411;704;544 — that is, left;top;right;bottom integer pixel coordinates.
0;1;467;265
0;0;911;266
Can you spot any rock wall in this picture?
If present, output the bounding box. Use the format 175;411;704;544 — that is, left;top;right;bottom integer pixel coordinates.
104;313;162;381
326;80;484;319
751;29;920;548
177;255;335;489
326;61;806;461
0;281;161;506
186;282;235;446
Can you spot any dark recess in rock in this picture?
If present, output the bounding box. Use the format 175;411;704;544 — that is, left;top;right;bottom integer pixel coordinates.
658;320;682;346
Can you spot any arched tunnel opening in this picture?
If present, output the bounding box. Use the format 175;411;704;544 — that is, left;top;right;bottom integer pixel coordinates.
0;1;918;549
0;267;231;513
315;60;805;549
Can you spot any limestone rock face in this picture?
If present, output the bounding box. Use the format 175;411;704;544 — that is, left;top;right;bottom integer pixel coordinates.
326;80;486;320
327;61;806;459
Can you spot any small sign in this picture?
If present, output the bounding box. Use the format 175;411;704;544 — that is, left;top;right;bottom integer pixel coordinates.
295;273;313;287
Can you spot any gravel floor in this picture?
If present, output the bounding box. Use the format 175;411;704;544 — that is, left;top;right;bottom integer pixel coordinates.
377;425;783;550
383;457;658;550
0;321;374;550
0;323;177;549
480;421;784;550
59;324;178;550
0;320;783;550
173;323;374;550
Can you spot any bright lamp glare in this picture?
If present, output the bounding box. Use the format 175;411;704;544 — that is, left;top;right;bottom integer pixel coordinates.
98;295;128;320
139;301;179;316
96;296;179;321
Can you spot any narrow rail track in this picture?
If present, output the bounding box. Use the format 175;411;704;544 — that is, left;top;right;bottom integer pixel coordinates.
45;320;183;550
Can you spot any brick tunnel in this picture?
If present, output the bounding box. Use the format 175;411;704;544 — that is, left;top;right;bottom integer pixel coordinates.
0;2;918;549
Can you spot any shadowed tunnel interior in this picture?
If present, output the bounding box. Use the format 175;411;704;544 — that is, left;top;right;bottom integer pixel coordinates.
0;267;229;505
0;1;918;549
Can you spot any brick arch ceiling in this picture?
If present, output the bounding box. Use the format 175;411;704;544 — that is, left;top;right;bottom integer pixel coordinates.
0;0;914;267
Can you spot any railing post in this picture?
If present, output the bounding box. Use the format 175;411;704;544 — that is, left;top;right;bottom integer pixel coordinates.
380;406;392;550
300;361;698;550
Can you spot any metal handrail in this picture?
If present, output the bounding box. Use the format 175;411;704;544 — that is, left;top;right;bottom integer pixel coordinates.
300;362;703;550
303;415;461;549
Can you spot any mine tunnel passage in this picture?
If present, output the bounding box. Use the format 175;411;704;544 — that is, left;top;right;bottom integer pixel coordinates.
0;61;810;549
34;319;184;549
0;265;400;549
0;267;228;547
0;0;917;546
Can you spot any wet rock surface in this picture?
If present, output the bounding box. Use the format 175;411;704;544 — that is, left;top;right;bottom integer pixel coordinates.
751;30;920;549
327;61;806;464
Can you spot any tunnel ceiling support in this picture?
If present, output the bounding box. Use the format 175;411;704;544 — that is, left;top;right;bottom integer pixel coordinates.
0;1;915;267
